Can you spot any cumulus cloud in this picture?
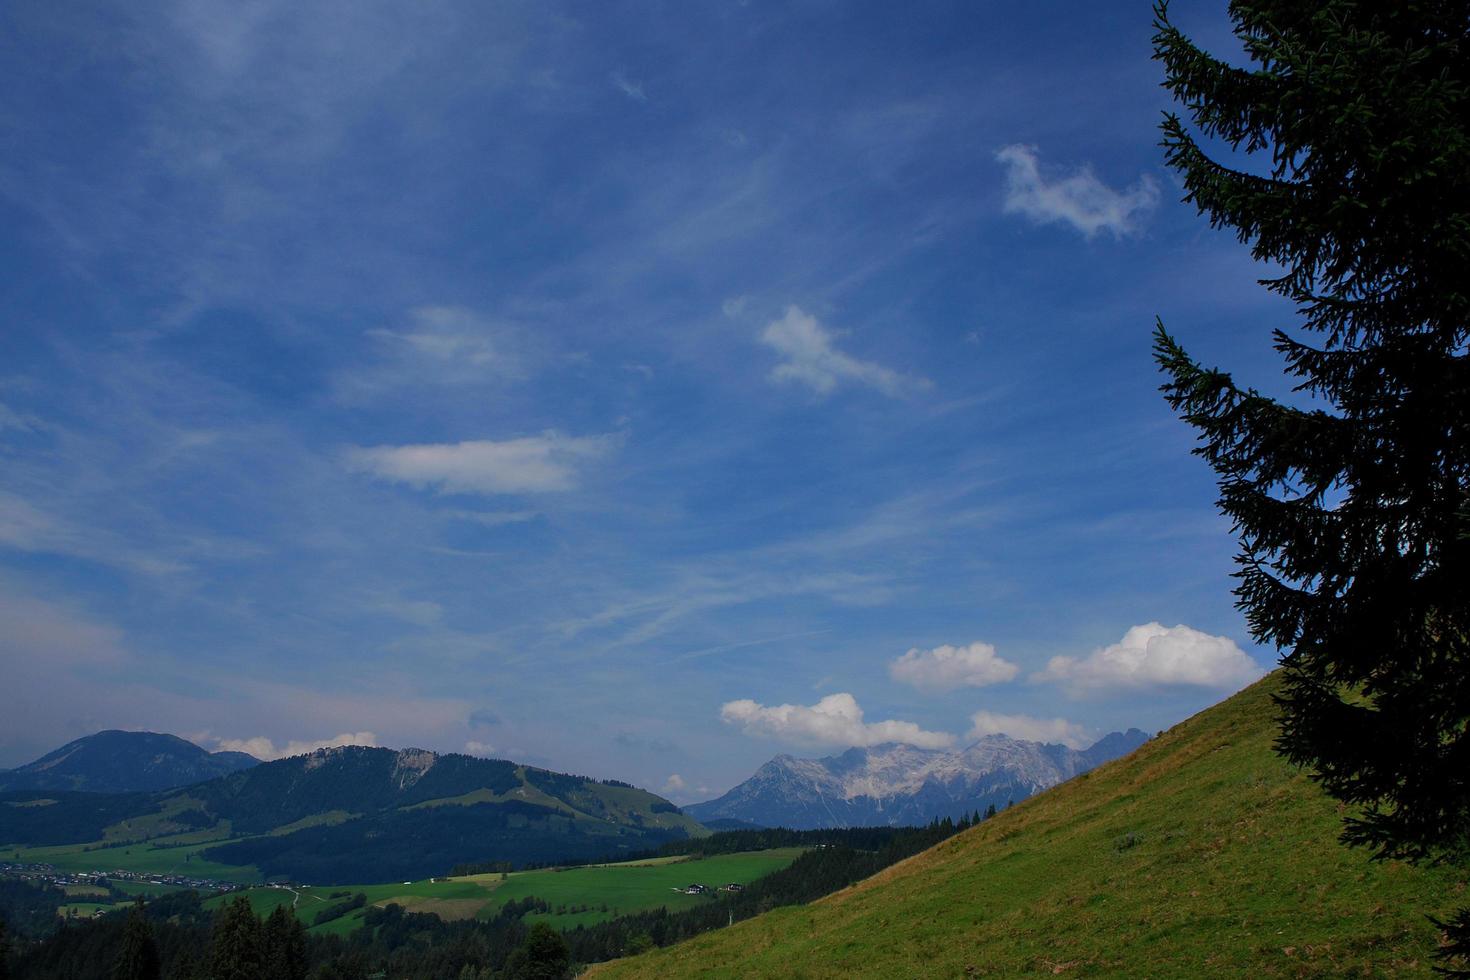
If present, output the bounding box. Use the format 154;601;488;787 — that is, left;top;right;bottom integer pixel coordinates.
760;306;928;397
720;693;954;750
463;740;497;757
661;773;686;795
214;731;378;761
346;431;618;495
967;711;1091;749
996;144;1158;238
1034;622;1266;697
889;641;1019;692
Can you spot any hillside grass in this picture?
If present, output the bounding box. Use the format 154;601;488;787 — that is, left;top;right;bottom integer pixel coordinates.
590;674;1466;978
203;848;804;935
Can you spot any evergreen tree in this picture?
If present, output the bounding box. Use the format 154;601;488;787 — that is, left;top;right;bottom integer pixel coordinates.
207;897;263;980
0;914;10;980
311;953;367;980
263;904;309;980
503;923;571;980
166;948;203;980
112;900;161;980
1152;1;1469;970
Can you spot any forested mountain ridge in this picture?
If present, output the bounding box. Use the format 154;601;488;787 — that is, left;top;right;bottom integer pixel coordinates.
0;730;259;794
686;728;1148;829
0;745;704;883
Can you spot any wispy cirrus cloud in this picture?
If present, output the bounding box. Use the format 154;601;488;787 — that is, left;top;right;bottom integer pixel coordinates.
611;71;647;102
0;401;41;432
346;431;620;496
720;693;954;750
0;590;132;670
333;306;528;403
996;144;1158;238
0;491;187;576
760;306;929;398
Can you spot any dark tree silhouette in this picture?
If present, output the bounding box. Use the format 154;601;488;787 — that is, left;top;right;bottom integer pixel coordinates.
207;897;263;980
503;922;571;980
263;904;309;980
111;901;160;980
1151;1;1469;971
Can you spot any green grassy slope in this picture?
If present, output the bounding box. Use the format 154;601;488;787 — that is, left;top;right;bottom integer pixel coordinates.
590;674;1466;978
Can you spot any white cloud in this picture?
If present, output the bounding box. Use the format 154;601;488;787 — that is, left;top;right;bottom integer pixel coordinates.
373;598;443;627
720;692;954;750
214;731;379;761
611;71;647;102
0;591;131;670
334;307;526;402
0;401;39;432
889;641;1019;692
966;711;1091;749
372;310;503;366
446;509;541;528
661;773;686;795
463;740;497;758
346;431;619;496
0;491;186;576
1034;622;1266;697
996;144;1158;238
760;306;928;398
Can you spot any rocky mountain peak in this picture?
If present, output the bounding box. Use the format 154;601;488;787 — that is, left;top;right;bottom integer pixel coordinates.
393;748;438;786
687;728;1149;830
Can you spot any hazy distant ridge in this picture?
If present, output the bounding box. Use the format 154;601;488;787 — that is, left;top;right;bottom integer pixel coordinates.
0;730;259;794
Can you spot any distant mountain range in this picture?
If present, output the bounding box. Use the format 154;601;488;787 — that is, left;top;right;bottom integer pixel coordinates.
0;741;703;883
0;730;259;794
686;729;1150;829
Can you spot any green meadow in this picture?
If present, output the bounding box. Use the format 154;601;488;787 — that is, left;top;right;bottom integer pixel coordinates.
5;837;261;883
57;901;129;920
206;848;805;935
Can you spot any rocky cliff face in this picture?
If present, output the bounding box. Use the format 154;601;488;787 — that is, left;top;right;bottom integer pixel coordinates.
687;729;1149;829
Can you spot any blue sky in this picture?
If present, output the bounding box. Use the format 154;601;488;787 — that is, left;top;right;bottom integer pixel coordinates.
0;0;1289;800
